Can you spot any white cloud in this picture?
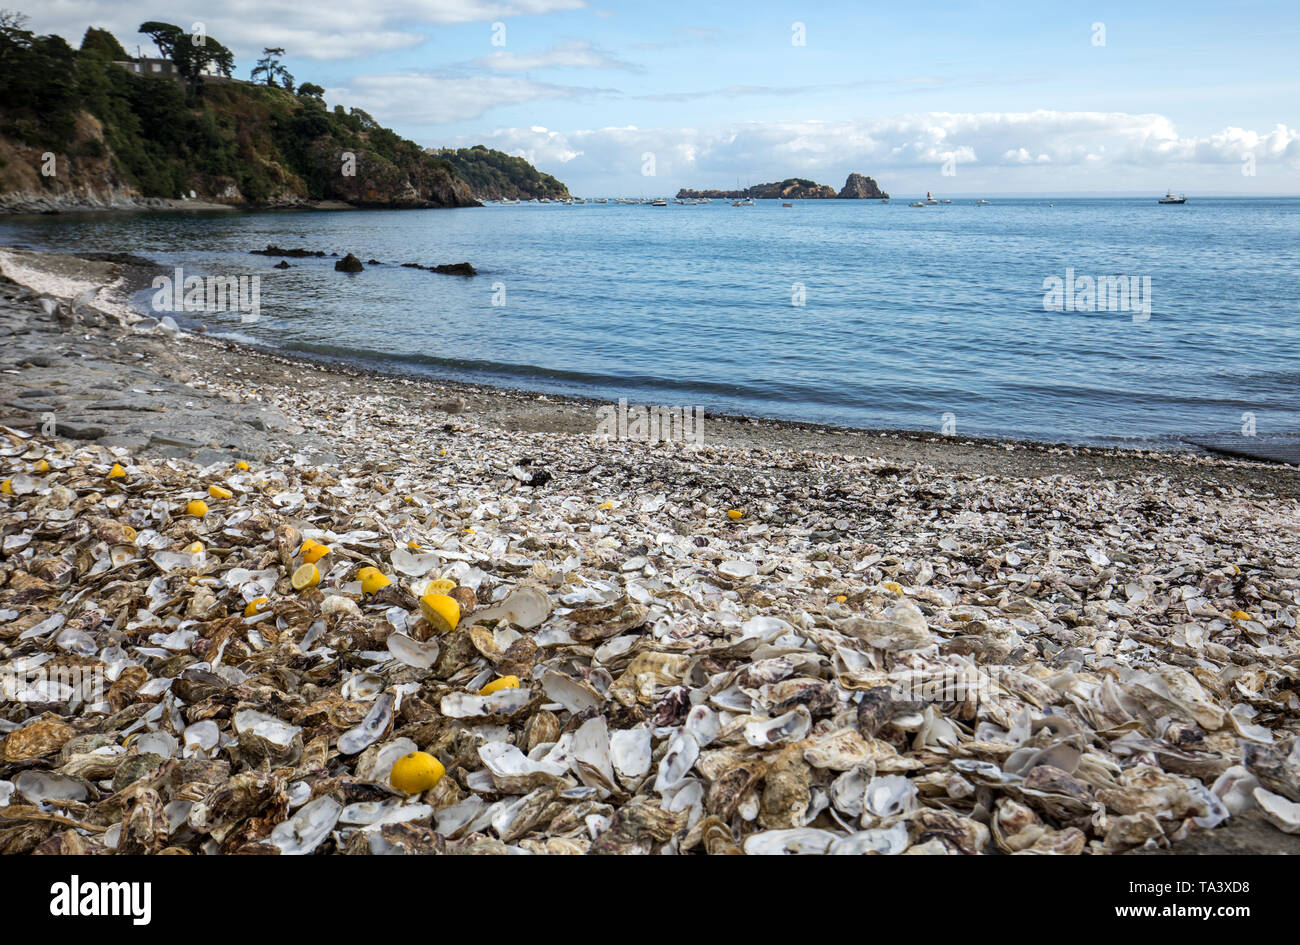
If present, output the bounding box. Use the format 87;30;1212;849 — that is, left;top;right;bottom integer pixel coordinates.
330;73;600;124
28;0;588;60
450;112;1300;192
470;39;633;71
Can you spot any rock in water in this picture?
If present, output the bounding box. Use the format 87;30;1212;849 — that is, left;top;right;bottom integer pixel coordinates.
432;262;476;276
839;173;889;199
335;253;364;273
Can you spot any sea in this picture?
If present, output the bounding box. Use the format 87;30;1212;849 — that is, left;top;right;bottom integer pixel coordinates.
3;196;1298;448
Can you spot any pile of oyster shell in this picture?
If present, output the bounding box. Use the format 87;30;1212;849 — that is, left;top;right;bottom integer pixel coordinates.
2;418;1299;855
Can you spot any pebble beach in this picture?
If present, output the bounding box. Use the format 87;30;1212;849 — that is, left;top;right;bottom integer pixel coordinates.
2;246;1299;855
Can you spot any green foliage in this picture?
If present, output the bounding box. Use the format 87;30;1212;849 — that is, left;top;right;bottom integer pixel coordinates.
0;25;80;150
0;21;566;206
251;47;293;89
438;144;569;199
138;21;234;100
79;27;129;60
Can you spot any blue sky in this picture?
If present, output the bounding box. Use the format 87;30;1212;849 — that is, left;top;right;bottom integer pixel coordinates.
29;1;1300;194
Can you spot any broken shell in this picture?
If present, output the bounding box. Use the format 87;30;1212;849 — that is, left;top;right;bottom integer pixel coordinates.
469;586;551;630
387;632;440;669
1254;788;1300;835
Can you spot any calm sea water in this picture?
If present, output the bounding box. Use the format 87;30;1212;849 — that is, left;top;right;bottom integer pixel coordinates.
3;197;1298;446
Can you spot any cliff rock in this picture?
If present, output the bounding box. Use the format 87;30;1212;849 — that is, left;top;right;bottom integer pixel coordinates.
838;173;889;199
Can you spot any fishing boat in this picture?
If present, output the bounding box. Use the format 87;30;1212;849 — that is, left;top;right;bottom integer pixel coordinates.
974;199;991;205
924;191;938;205
1158;190;1188;204
500;197;521;205
940;199;952;204
909;201;925;207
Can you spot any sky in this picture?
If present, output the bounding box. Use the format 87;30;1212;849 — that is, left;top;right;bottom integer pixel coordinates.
23;0;1300;196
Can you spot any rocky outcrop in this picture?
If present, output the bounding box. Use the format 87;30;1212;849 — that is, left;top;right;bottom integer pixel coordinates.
334;253;364;273
317;147;478;210
838;173;889;199
433;145;569;202
431;262;476;276
676;173;889;200
250;245;327;258
676;179;837;199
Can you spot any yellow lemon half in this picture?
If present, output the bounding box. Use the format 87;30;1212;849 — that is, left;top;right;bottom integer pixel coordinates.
0;479;11;495
33;459;50;473
389;751;445;794
186;499;208;518
480;675;520;696
425;578;456;595
419;593;460;634
727;509;743;520
184;541;205;553
108;463;127;479
301;542;330;564
235;460;250;471
834;595;847;603
361;572;391;595
1230;610;1252;622
208;485;233;499
291;563;321;591
882;581;904;595
244;597;270;617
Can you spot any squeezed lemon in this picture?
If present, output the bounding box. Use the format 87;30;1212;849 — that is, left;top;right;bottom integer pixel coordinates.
419;593;460;633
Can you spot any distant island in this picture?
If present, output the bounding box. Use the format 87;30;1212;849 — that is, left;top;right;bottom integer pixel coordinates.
0;16;569;212
676;173;888;200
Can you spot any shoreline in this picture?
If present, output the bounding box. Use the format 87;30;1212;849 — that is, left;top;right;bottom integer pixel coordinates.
2;245;1296;488
2;245;1300;854
0;196;450;216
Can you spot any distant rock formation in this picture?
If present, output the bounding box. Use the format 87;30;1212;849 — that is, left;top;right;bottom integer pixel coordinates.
838;173;888;199
676;172;889;200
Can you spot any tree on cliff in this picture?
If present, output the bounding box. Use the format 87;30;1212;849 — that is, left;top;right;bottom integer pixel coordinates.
252;47;294;91
0;15;79;149
138;21;234;100
80;26;130;60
